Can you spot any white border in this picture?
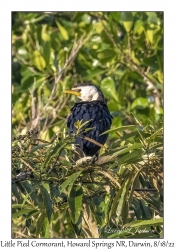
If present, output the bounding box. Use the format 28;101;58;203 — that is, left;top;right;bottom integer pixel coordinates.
1;0;175;247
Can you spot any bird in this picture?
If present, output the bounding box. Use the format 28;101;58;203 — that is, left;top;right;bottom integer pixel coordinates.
63;83;113;158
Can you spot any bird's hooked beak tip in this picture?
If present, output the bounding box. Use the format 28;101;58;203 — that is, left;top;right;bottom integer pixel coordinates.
63;90;81;97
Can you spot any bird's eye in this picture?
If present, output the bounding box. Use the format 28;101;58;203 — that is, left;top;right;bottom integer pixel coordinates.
76;89;81;92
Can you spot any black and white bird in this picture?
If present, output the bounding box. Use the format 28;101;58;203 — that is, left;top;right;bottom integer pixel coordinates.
64;83;113;158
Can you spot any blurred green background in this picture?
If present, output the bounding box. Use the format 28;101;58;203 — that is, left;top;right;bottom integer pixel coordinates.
12;11;163;141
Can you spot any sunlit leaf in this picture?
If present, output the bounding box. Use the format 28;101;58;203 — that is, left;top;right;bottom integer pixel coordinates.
32;50;46;71
36;210;46;237
131;97;149;110
56;21;69;40
120;12;134;32
12;208;38;218
100;125;138;135
123;217;163;228
115;175;132;225
112;143;142;157
101;77;119;103
118;149;143;165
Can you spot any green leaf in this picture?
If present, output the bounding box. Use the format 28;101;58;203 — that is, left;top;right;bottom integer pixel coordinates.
128;233;159;238
36;210;46;237
115;175;132;225
27;210;40;219
118;149;143;165
149;142;162;151
139;199;152;219
128;167;143;203
132;199;143;219
131;97;149;110
30;143;50;153
131;113;143;127
68;185;83;224
79;119;93;130
110;12;120;22
121;131;138;141
97;49;116;59
68;185;83;236
82;201;99;238
83;127;95;133
56;21;69;40
32;50;46;71
107;230;132;238
12;183;20;202
21;181;37;205
142;55;159;70
21;185;37;208
101;125;138;135
120;12;134;32
21;76;35;90
112;143;142;157
83;68;107;81
59;171;82;193
146;29;154;44
42;217;50;238
60;159;72;168
12;208;38;218
145;127;163;144
43;41;51;66
101;77;119;103
43;142;68;168
74;120;82;129
123;217;163;228
97;169;121;188
41;24;50;41
134;20;144;35
110;185;125;222
12;204;33;209
143;195;162;213
147;73;159;85
40;183;53;223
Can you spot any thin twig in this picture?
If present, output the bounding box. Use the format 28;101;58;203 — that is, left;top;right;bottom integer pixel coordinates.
29;79;41;131
128;33;131;59
29;79;36;123
19;13;36;50
37;88;41;134
41;94;69;132
44;31;94;110
20;158;35;172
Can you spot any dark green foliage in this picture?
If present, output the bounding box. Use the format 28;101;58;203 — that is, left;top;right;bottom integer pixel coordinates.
12;124;163;238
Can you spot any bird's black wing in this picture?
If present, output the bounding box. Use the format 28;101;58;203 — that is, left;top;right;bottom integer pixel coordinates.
67;101;113;156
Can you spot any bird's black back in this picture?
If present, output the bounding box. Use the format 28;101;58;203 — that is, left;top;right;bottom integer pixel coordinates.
67;101;113;156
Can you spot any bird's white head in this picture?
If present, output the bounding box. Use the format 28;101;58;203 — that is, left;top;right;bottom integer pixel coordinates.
64;83;105;102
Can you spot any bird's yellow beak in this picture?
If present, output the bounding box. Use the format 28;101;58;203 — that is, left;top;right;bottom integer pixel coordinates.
63;90;81;97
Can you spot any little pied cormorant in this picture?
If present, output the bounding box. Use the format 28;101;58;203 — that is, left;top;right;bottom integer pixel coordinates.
64;83;113;157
